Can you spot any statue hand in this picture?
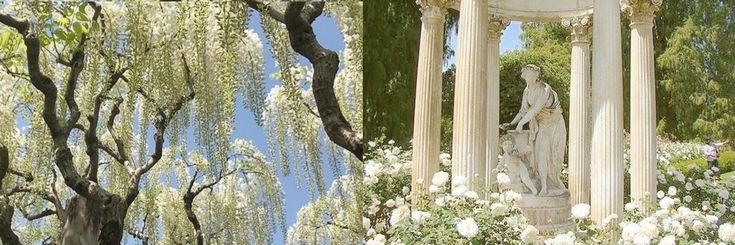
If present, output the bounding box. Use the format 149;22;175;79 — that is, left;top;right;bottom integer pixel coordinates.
499;123;511;130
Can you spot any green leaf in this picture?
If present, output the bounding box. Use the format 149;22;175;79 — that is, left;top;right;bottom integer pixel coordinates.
39;33;51;47
76;11;89;22
55;17;69;27
72;22;86;35
53;29;67;41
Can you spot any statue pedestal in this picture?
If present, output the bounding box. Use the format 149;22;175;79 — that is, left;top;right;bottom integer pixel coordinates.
517;192;575;234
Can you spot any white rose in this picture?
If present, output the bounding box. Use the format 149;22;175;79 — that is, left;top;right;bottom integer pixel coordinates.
363;217;371;230
602;214;618;227
456;217;479;238
411;210;431;225
365;160;381;177
622;223;640;241
497;172;511;186
435;196;447;207
571;203;591;219
385;199;396;208
668;186;677;196
675;173;685;182
658;235;675;245
464;191;479;200
490;203;508;215
640;222;659;239
719;189;730;199
452;186;468;197
705;215;718;224
657;190;665;199
432;171;450;187
683;195;692;202
429;185;442;193
685;182;693;191
366;234;386;245
719;223;735;242
452;176;467;187
695;179;705;187
521;225;539;243
633;234;650;245
402;186;410;195
659;197;675;209
691;220;704;232
439;153;452;166
625;202;638;212
374;222;386;232
389;205;410;226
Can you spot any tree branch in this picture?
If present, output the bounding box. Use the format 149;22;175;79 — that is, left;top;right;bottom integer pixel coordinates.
183;167;236;245
1;11;109;201
282;2;364;160
105;97;131;167
245;0;286;23
126;55;196;205
0;145;21;245
18;207;56;221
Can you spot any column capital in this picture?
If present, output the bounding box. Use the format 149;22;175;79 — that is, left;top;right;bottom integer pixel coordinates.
417;0;450;23
621;0;661;24
562;15;592;44
487;15;510;39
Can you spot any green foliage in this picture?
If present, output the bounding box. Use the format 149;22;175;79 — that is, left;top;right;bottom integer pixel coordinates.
656;1;735;142
363;0;421;145
498;43;571;128
674;151;735;175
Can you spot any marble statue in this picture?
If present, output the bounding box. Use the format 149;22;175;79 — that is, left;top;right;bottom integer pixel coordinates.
497;64;574;233
499;134;538;195
500;64;567;197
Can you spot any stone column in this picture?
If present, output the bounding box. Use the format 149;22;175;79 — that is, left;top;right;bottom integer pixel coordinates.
452;0;488;192
624;0;661;212
590;0;624;231
411;1;447;193
485;15;509;191
562;15;592;206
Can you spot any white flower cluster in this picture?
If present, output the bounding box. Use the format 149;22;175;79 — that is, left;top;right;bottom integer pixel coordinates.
364;141;410;185
364;139;735;244
363;141;530;244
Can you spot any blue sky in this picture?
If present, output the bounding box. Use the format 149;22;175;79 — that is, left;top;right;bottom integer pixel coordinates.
241;12;345;245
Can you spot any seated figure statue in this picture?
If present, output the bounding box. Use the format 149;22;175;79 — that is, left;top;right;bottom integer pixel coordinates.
499;134;538;195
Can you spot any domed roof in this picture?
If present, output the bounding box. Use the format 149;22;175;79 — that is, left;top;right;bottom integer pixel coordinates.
451;0;594;22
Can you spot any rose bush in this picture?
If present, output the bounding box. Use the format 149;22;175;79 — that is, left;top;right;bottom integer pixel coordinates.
364;139;735;244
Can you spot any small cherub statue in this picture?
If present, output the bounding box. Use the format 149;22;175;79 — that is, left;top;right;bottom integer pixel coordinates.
499;134;538;195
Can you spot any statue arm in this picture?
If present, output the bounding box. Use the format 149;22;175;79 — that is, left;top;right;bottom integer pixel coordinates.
516;87;549;129
508;89;529;125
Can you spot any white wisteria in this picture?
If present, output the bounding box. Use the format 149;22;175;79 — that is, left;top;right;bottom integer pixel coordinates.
0;0;362;244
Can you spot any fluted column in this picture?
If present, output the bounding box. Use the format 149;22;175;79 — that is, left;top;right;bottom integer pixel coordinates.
452;0;488;192
485;16;509;191
411;1;448;193
590;0;624;233
624;0;661;212
562;15;592;206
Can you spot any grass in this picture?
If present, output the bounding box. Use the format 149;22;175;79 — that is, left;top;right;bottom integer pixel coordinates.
672;150;735;174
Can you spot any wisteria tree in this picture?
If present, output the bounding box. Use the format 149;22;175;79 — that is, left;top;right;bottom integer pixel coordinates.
0;1;362;244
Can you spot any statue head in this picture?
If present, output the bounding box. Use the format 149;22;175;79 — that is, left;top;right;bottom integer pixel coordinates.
500;134;515;153
521;64;541;85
